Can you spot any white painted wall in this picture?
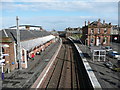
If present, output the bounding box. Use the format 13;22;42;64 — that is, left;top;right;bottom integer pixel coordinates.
13;42;17;63
21;35;55;51
10;26;41;30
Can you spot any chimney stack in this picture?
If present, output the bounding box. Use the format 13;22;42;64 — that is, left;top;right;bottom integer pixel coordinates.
103;20;105;25
85;21;86;26
109;23;111;25
88;21;90;25
98;18;101;22
98;19;101;26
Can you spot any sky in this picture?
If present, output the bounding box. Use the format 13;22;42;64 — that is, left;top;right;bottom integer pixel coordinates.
0;0;119;31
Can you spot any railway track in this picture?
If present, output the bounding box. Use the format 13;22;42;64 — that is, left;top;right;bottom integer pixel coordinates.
39;38;93;89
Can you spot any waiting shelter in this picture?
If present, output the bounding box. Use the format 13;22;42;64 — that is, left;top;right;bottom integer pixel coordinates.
90;46;106;61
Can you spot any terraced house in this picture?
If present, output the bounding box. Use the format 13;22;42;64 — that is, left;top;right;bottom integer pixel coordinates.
82;19;112;46
0;27;55;73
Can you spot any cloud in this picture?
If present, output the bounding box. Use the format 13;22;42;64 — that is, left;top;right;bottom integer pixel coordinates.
1;1;92;11
94;0;119;2
1;16;117;30
1;0;61;2
1;0;120;2
1;1;118;30
1;1;117;13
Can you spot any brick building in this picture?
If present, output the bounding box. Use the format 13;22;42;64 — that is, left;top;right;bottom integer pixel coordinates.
81;19;112;46
65;27;82;37
0;37;15;72
111;25;119;35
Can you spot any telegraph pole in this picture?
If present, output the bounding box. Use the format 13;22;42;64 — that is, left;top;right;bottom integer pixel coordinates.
16;16;22;70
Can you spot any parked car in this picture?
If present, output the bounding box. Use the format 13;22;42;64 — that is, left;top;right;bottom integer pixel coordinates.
107;51;120;59
102;46;112;52
103;61;120;72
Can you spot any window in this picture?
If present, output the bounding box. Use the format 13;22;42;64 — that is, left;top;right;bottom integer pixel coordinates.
90;38;94;46
98;28;100;34
2;47;4;53
103;37;107;44
104;28;107;34
91;29;94;34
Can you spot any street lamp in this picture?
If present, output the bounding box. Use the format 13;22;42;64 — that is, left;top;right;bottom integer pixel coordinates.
16;16;22;70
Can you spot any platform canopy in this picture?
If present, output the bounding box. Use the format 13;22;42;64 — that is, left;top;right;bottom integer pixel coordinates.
21;35;55;51
90;46;106;61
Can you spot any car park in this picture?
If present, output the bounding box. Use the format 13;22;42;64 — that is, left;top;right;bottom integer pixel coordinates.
107;51;120;59
102;46;112;52
103;61;120;72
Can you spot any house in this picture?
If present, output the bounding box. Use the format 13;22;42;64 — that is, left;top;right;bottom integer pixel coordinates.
65;27;82;37
81;19;112;46
110;25;120;43
0;29;55;73
111;25;119;35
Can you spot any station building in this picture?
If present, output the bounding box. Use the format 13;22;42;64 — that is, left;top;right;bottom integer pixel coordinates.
81;19;112;46
65;27;82;37
0;29;56;73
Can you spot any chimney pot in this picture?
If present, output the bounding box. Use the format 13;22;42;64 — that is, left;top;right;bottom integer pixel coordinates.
109;23;111;25
98;18;101;22
103;20;105;25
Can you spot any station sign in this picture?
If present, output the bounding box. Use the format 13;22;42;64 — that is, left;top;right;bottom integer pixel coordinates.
0;59;5;65
2;54;9;56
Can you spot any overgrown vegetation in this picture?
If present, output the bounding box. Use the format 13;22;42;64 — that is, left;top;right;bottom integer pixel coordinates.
72;34;82;39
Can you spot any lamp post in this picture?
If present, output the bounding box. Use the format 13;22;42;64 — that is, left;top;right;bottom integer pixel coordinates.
16;16;22;70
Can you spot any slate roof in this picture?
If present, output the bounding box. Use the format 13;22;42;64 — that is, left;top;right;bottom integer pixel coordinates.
89;21;111;27
0;29;55;51
0;29;51;42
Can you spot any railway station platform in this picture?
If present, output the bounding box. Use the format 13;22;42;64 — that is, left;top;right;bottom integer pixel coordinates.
69;37;120;89
2;38;61;88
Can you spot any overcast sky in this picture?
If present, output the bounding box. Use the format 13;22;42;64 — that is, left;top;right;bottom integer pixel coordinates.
0;0;119;31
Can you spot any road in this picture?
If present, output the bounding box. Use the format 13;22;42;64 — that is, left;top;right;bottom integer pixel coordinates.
109;42;120;68
110;42;120;53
